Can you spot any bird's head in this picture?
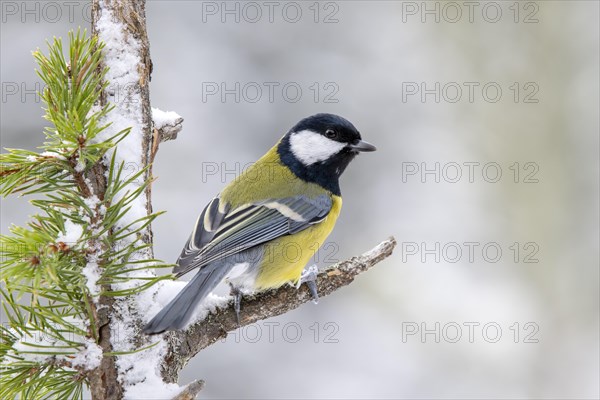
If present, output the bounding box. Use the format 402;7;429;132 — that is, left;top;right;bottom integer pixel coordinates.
278;113;376;194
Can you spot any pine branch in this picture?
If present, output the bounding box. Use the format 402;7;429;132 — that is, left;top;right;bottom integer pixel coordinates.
160;237;397;385
1;6;160;399
0;30;121;400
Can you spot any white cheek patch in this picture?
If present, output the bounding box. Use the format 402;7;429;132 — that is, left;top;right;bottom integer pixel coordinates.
289;130;346;166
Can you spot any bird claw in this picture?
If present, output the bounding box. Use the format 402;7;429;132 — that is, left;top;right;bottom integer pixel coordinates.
298;265;319;304
229;284;242;325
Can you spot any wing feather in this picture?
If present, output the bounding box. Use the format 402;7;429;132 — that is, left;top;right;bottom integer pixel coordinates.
173;195;332;277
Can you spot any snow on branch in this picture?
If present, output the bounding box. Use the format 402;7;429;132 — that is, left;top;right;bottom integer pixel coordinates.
153;108;184;143
159;237;397;385
151;108;184;162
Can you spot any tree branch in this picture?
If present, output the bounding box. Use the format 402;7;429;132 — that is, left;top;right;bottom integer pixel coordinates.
156;116;184;143
151;115;184;163
89;1;153;399
160;236;397;384
172;380;205;400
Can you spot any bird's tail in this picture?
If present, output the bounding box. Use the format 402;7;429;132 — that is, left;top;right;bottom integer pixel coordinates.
142;263;232;335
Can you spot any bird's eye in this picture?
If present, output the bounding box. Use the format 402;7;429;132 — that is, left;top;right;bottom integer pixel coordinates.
325;129;337;139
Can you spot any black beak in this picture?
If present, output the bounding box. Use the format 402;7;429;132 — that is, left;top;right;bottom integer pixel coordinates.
349;140;377;152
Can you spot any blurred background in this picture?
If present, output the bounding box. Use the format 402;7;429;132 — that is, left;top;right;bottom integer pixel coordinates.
1;1;598;398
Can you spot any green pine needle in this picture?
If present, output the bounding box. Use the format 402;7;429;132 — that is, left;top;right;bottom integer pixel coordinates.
1;29;170;400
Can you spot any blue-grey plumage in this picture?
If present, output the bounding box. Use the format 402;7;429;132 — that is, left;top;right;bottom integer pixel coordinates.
143;114;376;334
142;248;263;334
173;196;332;278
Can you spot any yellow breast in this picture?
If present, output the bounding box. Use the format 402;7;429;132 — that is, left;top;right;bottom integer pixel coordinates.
255;195;342;289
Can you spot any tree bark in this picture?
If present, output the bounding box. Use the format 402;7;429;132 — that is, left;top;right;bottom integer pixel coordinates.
88;1;153;399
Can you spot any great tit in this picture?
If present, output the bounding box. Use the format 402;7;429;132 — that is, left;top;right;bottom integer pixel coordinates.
143;113;376;334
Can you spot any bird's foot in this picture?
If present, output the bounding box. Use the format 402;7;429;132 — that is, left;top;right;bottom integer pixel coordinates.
229;284;242;325
298;264;319;304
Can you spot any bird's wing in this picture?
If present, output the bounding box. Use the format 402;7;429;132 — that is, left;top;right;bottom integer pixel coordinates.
173;195;332;277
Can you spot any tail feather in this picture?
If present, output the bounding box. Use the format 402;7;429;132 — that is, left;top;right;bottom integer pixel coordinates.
142;263;232;334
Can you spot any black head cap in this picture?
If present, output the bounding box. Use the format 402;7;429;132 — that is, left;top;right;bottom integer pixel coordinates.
278;113;376;195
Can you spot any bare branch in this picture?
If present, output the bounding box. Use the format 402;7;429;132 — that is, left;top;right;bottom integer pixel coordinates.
171;380;205;400
160;236;397;384
151;116;184;163
156;116;184;143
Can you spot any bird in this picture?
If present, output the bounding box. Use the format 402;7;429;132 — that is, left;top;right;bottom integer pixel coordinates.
143;113;376;334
